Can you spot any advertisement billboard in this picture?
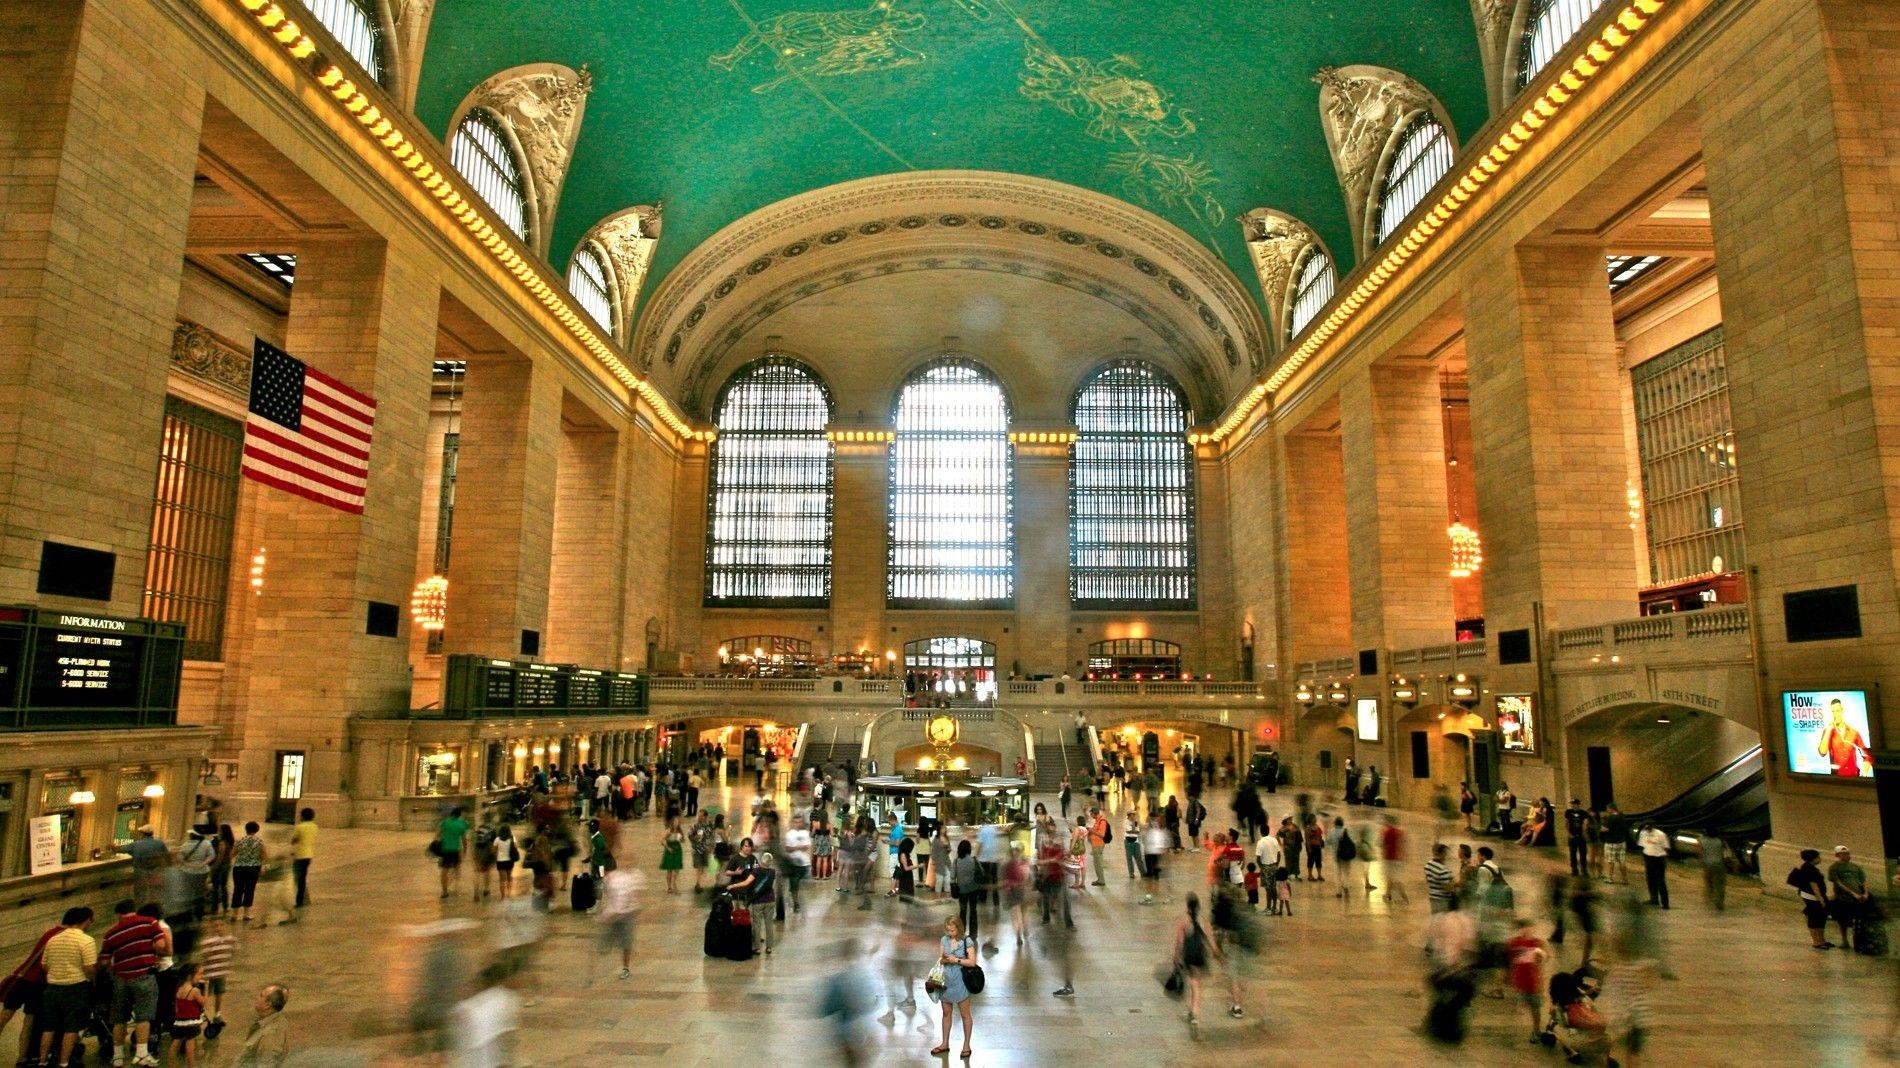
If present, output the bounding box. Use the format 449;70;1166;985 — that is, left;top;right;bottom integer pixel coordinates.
1356;697;1380;742
1496;694;1536;752
1783;689;1875;779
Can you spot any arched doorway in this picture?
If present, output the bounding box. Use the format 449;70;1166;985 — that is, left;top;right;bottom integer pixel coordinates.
1394;704;1480;813
1564;700;1763;814
1294;703;1358;791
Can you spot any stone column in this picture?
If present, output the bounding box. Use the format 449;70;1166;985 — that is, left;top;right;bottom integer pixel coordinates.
443;351;563;660
1012;440;1072;676
830;441;890;660
0;5;203;610
234;238;440;823
1278;432;1352;662
1339;365;1456;652
1701;0;1900;872
547;416;625;667
1464;245;1639;637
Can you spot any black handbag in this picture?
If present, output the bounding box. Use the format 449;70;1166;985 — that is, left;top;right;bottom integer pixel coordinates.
961;964;985;994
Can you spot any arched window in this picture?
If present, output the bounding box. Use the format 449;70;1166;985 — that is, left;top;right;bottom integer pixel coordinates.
1519;0;1611;87
903;636;998;704
1070;361;1196;608
705;358;834;606
1287;246;1336;339
449;109;529;240
567;244;615;333
888;361;1013;607
1373;115;1454;246
304;0;382;81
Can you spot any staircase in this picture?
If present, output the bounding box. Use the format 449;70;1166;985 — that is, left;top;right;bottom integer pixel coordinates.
1032;741;1093;792
801;741;860;776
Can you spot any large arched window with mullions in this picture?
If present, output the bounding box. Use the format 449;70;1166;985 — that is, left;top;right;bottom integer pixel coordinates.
449;109;529;240
888;360;1014;608
1519;0;1611;87
704;358;834;607
1373;115;1455;247
1070;361;1196;608
304;0;383;82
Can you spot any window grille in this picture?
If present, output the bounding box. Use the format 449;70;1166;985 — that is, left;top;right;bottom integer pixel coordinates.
143;397;243;660
302;0;382;81
1070;361;1196;608
888;361;1014;608
705;358;834;606
238;253;296;287
568;244;615;333
1520;0;1611;87
1606;254;1666;293
1373;116;1454;246
1631;327;1745;584
449;109;529;240
903;636;998;703
1288;247;1336;338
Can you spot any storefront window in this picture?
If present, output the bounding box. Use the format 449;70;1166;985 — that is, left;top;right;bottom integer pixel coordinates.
416;751;461;795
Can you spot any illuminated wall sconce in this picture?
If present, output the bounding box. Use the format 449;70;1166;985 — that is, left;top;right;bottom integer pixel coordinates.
250;548;267;595
1447;673;1480;707
410;575;449;631
69;783;97;805
142;782;166;799
1391;678;1419;706
513;745;528;759
1326;683;1350;705
1294;684;1316;706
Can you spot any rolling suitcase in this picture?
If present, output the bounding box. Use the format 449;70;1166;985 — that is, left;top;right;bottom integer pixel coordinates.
570;872;596;912
724;901;755;961
704;895;731;958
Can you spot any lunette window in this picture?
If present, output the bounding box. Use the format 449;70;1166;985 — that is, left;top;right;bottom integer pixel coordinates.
449;109;529;240
303;0;382;81
1288;246;1336;339
704;358;834;606
567;244;615;333
1520;0;1612;87
1070;361;1196;608
888;361;1014;608
1374;116;1454;246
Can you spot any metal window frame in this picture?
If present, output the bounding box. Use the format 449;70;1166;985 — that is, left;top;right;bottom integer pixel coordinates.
1068;360;1197;610
567;243;616;334
142;396;244;660
300;0;383;82
1518;0;1612;88
1630;327;1745;584
1373;115;1455;246
449;108;529;240
1288;246;1336;339
703;356;835;608
886;359;1015;610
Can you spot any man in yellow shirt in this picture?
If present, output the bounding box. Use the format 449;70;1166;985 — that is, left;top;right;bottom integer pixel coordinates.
291;808;318;909
37;906;98;1068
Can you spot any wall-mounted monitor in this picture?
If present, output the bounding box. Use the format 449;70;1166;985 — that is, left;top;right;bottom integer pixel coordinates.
1355;697;1380;742
1496;694;1537;752
1782;688;1875;779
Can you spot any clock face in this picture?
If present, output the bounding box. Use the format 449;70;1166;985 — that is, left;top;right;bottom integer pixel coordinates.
927;716;958;744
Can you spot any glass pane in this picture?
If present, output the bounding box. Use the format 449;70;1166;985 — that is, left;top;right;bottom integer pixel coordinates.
1631;327;1745;584
1070;362;1196;607
888;363;1014;607
705;359;834;605
1375;118;1454;245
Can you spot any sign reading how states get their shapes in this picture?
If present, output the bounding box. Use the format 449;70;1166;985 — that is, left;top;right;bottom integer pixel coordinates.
1783;689;1876;779
29;814;62;875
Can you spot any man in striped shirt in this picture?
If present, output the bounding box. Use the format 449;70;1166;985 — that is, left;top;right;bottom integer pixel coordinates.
1424;843;1455;913
101;899;169;1067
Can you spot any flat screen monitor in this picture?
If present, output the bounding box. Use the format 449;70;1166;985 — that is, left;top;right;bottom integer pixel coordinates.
1782;689;1875;778
1355;697;1380;742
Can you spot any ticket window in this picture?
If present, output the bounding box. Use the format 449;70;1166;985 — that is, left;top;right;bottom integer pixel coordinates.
114;768;160;848
39;775;89;866
0;779;18;878
416;750;461;795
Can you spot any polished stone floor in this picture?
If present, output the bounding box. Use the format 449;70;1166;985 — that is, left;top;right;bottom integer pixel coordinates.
108;780;1900;1066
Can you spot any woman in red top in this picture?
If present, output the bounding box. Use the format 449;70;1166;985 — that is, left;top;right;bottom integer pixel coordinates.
168;963;207;1066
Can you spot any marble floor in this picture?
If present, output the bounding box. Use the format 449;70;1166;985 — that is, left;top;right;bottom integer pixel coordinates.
83;782;1900;1066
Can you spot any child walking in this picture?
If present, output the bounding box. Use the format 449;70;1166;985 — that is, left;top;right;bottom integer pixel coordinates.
1273;864;1294;916
1245;862;1263;912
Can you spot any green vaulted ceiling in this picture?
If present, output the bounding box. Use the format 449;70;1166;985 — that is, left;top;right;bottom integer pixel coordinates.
415;0;1488;322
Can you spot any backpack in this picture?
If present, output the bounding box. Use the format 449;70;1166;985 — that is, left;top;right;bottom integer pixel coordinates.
1337;833;1357;862
1785;866;1809;891
1488;870;1516;911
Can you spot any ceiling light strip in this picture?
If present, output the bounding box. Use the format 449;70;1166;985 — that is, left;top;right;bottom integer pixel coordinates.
224;0;711;443
1203;0;1672;445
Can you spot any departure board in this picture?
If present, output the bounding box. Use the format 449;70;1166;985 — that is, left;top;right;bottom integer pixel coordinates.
441;655;646;718
0;607;184;729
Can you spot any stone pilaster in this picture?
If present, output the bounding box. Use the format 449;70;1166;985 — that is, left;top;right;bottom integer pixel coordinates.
1012;440;1071;676
547;419;626;667
1278;431;1352;663
234;238;440;823
829;441;890;660
1339;364;1456;652
443;352;563;660
0;3;203;611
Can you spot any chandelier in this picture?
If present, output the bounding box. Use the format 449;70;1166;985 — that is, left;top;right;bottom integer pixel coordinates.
1448;520;1483;578
410;575;449;631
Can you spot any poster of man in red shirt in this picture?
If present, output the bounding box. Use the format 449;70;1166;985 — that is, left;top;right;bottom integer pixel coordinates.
1783;690;1875;778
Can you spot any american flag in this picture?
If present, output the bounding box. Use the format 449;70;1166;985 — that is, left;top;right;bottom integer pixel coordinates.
242;339;376;514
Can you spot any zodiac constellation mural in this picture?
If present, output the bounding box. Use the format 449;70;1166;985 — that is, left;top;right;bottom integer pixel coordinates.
709;0;1225;233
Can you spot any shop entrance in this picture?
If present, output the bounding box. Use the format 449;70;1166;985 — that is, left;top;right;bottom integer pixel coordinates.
268;750;304;823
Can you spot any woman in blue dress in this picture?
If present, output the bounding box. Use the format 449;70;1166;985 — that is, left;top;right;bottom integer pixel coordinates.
931;916;978;1058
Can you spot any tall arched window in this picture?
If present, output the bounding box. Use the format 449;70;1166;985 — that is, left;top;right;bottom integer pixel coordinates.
704;358;834;606
304;0;382;81
1520;0;1611;87
1373;115;1454;246
449;109;529;240
567;244;615;333
888;361;1013;607
1287;246;1336;339
1070;361;1196;608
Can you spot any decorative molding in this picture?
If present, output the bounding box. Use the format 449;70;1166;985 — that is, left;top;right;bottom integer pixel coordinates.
636;172;1269;404
1313;65;1435;261
1239;209;1324;350
171;320;252;398
585;205;663;353
459;63;593;256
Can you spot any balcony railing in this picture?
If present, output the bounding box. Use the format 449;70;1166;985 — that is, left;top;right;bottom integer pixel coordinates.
1553;606;1750;653
644;676;1265;704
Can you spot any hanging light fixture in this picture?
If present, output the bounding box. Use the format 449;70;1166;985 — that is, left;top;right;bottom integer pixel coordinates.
1448;518;1483;578
410;575;449;631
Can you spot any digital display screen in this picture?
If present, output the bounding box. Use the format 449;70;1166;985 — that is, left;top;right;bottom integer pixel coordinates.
27;628;144;708
568;672;604;708
483;666;515;707
1497;694;1537;752
1784;689;1875;778
1355;697;1380;742
608;676;642;709
514;668;562;708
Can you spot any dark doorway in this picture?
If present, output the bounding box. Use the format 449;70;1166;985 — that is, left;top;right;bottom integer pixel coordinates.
1587;746;1614;810
1410;731;1431;779
267;751;305;824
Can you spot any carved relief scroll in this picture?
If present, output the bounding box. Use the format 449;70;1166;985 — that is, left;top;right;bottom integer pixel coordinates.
581;205;663;352
457;63;594;255
1312;64;1434;260
1239;209;1324;349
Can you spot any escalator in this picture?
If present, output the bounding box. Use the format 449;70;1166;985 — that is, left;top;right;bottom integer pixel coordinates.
1624;745;1769;871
